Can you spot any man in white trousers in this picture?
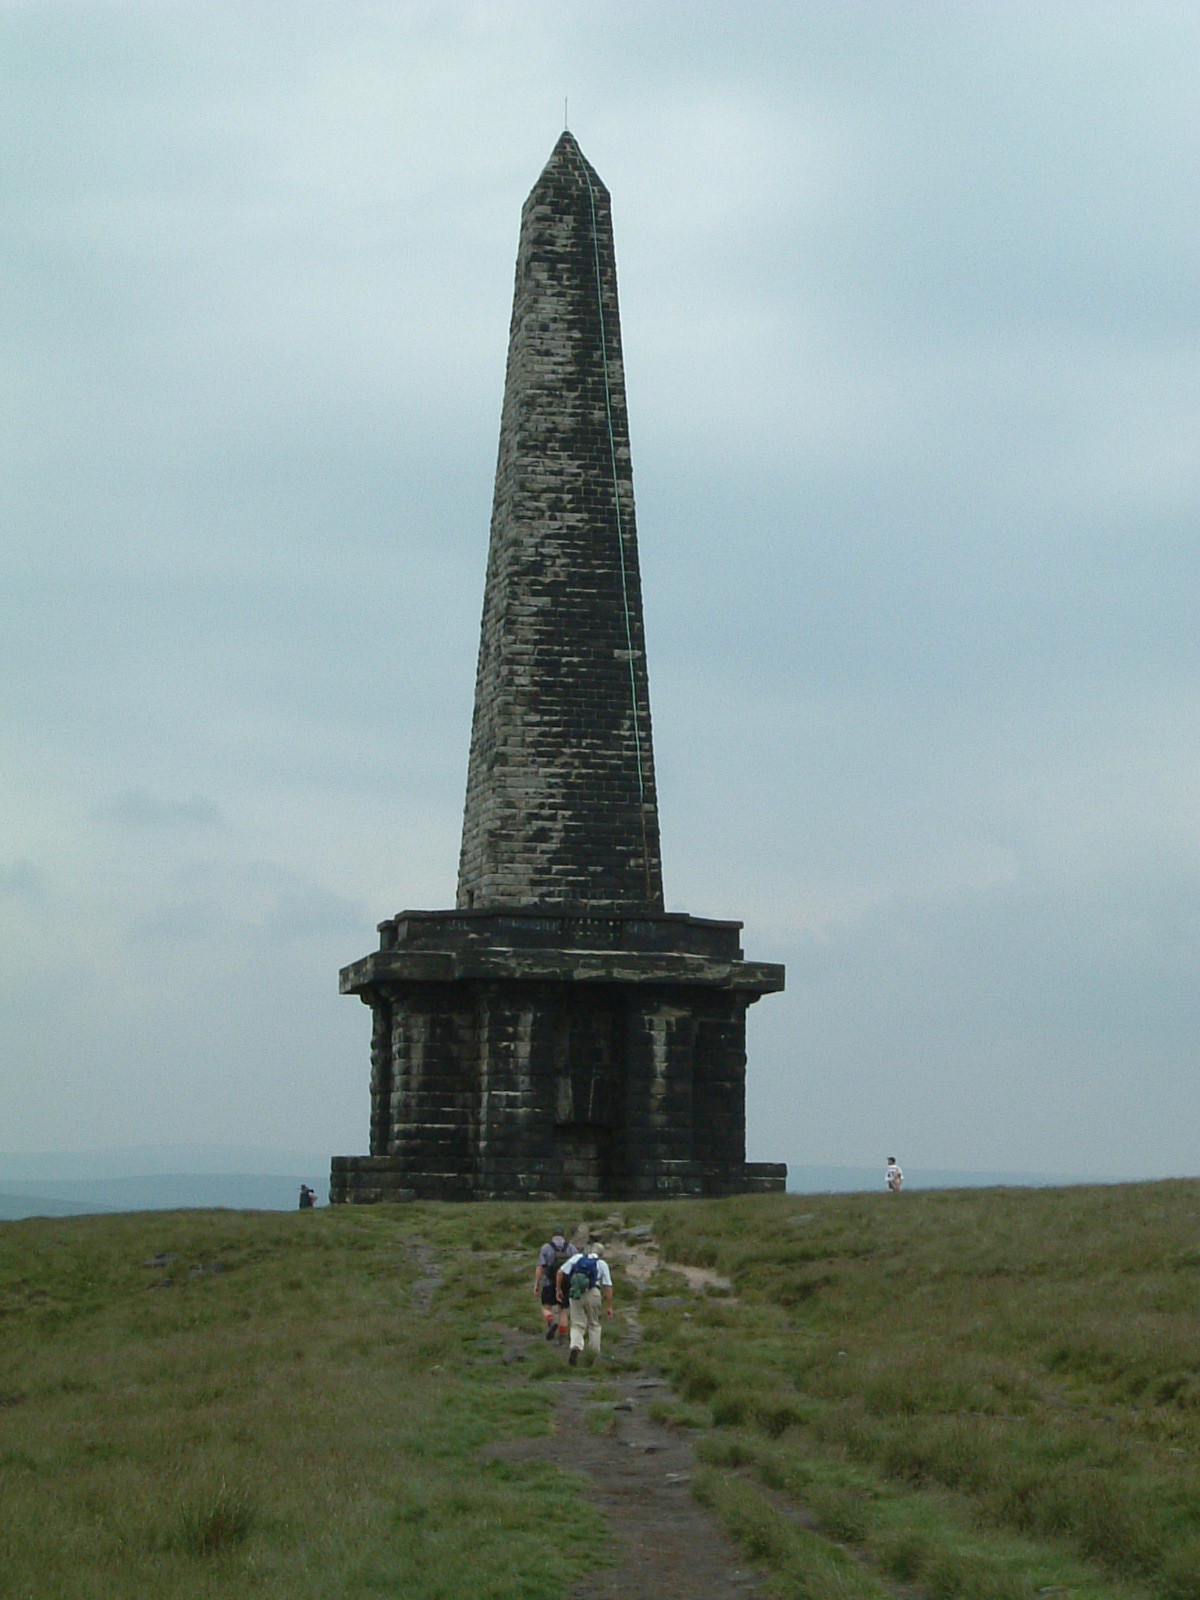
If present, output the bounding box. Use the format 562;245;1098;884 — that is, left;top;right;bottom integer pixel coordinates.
556;1244;614;1367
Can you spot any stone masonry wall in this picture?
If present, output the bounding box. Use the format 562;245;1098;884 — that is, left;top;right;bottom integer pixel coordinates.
341;972;762;1202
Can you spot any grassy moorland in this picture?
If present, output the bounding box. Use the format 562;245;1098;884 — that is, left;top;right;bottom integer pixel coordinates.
0;1204;609;1599
642;1182;1200;1600
0;1182;1197;1598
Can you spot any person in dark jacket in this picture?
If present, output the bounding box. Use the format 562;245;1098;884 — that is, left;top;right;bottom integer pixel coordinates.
534;1231;571;1340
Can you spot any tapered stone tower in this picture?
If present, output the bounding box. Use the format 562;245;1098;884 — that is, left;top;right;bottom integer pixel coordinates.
331;133;785;1203
457;133;663;915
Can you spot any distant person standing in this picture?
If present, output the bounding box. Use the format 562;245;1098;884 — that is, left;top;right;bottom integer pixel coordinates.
557;1244;613;1367
298;1184;317;1209
886;1158;904;1194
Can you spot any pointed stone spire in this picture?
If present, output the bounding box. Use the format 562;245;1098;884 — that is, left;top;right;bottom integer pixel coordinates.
457;133;665;911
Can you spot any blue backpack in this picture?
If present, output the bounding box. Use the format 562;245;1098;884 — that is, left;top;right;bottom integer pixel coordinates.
566;1254;600;1298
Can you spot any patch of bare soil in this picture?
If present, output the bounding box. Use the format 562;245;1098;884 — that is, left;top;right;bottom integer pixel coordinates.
406;1238;441;1311
484;1368;765;1599
605;1217;733;1288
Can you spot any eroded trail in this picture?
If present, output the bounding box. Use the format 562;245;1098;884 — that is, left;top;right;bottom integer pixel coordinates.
486;1222;766;1600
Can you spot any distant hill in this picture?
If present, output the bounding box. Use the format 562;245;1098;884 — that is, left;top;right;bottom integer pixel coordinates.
0;1173;325;1220
785;1163;1095;1194
0;1148;333;1218
0;1144;331;1181
0;1146;1117;1218
0;1189;114;1221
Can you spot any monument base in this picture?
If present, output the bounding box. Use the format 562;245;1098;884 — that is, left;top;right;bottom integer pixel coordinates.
331;909;785;1204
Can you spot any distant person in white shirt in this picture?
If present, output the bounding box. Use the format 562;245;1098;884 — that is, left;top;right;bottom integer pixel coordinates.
886;1157;904;1193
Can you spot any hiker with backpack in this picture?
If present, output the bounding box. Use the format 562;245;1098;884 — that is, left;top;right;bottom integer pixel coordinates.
556;1244;613;1367
534;1231;573;1342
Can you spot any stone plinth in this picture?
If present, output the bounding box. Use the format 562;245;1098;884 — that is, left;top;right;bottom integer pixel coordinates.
331;910;784;1202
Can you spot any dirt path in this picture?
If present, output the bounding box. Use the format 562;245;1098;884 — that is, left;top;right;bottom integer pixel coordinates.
405;1238;442;1311
486;1223;767;1599
487;1371;765;1599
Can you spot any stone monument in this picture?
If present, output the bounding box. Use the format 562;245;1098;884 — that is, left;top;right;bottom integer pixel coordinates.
331;132;785;1203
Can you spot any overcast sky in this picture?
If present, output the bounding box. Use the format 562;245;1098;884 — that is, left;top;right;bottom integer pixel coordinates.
3;3;1197;1182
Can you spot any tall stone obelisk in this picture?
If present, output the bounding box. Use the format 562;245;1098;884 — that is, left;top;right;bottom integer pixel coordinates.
458;132;663;912
331;134;785;1205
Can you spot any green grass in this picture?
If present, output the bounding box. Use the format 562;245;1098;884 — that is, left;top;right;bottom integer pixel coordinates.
1;1183;1198;1597
638;1182;1200;1599
0;1204;607;1599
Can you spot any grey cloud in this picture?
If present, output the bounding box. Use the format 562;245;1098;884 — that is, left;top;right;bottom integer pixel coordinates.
744;847;1200;1180
130;860;364;948
91;792;225;831
0;861;43;900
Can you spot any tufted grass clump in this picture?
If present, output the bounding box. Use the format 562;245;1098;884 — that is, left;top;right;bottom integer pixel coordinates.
173;1478;254;1555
